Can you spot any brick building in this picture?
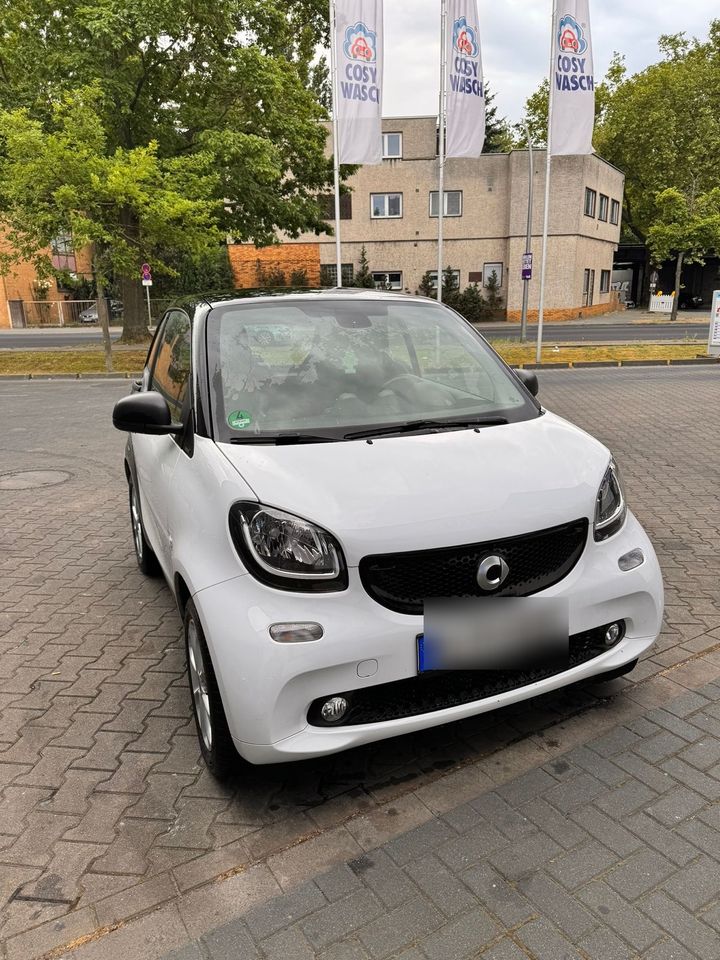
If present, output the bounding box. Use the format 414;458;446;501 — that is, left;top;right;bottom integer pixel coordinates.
0;231;93;329
229;116;625;321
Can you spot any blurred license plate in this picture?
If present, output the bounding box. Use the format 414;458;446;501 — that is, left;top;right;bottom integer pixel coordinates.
418;597;569;673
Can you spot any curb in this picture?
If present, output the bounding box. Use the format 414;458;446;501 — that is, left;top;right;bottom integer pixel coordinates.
0;372;141;381
515;357;719;371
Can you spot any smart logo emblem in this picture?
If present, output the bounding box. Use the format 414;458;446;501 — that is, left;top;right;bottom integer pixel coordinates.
555;13;593;92
477;555;510;591
340;22;380;103
449;17;483;98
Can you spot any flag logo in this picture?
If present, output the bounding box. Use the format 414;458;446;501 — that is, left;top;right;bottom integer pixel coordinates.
344;22;377;62
557;14;587;55
452;17;479;58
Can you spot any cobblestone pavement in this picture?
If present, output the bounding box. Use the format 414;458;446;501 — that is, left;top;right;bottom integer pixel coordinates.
1;367;719;960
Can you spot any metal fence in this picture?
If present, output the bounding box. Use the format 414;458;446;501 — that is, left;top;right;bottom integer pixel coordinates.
7;299;100;327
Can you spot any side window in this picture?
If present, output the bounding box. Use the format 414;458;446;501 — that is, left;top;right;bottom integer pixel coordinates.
150;310;192;421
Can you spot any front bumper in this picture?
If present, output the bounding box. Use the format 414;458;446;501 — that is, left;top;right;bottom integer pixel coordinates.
191;511;663;764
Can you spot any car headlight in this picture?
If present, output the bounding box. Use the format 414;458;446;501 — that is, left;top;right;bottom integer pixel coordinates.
594;459;626;541
228;502;348;592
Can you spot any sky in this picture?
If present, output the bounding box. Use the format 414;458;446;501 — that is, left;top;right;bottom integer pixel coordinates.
382;1;717;123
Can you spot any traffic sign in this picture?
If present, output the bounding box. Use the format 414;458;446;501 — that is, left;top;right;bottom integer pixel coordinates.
141;263;153;287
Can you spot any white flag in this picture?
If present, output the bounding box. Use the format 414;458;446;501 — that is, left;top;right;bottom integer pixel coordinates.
445;0;485;159
334;0;384;164
550;1;595;155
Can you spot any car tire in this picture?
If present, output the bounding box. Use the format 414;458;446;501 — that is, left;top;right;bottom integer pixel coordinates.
128;477;161;576
184;599;238;780
595;658;638;682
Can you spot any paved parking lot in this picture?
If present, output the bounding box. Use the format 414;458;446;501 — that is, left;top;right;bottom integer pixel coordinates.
1;367;720;960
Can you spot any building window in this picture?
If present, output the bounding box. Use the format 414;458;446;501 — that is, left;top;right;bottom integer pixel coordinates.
382;133;402;159
370;193;402;218
584;188;597;218
320;263;354;286
600;269;611;294
429;191;463;217
51;232;77;273
583;268;595;306
372;271;403;290
319;193;352;220
483;263;504;289
610;199;620;225
598;194;609;222
426;269;460;290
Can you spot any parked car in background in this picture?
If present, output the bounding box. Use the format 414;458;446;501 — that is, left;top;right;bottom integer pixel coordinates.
112;291;664;778
678;293;703;310
78;300;123;323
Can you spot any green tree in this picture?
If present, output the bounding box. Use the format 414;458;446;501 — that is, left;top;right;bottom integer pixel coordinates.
354;245;375;288
483;271;504;317
441;266;461;309
514;54;626;148
418;271;436;299
647;184;720;321
0;0;335;342
484;84;514;154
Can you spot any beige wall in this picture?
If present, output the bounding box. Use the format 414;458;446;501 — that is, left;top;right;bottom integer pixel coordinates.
286;116;625;318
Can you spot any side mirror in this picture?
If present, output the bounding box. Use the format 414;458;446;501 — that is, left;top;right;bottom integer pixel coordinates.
515;368;539;397
113;392;183;435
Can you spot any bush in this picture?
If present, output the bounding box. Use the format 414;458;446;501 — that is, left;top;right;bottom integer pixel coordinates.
418;271;436;298
289;268;309;287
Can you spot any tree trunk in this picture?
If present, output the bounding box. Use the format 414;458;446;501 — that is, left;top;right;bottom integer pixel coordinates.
639;246;651;309
119;273;149;343
670;251;684;322
91;244;113;373
118;206;151;343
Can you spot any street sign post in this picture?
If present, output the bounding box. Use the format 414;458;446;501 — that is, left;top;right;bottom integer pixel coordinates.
708;290;720;358
141;264;153;326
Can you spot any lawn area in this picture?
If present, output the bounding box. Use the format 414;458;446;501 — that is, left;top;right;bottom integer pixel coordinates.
490;341;705;365
0;349;147;375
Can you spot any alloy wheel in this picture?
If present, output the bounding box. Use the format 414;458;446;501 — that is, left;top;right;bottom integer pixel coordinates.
187;619;213;751
130;485;144;562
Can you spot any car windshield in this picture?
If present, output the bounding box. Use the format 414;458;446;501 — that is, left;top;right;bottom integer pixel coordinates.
206;298;539;441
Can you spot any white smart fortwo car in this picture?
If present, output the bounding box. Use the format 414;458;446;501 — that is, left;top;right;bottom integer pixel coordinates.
113;292;663;777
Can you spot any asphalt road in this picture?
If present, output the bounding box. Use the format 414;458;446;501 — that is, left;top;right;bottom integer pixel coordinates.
0;320;710;348
485;321;710;343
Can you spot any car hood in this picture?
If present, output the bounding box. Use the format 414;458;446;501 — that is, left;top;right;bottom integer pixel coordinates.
217;412;609;564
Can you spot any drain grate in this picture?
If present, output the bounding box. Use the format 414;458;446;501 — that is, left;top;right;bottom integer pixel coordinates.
0;469;72;490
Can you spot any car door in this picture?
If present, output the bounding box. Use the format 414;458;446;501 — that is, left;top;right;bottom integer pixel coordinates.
132;309;193;574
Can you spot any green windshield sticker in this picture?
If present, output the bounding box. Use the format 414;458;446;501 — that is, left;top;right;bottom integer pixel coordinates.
228;410;252;430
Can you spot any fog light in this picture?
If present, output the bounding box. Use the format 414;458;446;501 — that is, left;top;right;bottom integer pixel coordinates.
269;622;323;643
320;696;348;723
618;548;645;572
604;622;622;647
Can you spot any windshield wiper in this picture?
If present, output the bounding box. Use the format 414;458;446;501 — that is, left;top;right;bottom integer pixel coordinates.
228;433;340;445
343;416;508;441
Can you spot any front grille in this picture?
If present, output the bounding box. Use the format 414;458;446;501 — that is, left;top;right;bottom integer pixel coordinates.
359;519;589;615
308;623;622;727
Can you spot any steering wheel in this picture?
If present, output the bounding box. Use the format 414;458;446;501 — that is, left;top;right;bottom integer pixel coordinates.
379;373;423;393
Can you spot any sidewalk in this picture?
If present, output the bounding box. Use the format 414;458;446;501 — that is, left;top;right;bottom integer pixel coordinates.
156;678;720;960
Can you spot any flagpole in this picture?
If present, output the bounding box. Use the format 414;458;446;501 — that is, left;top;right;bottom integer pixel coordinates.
437;0;448;302
536;0;558;363
329;0;343;287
